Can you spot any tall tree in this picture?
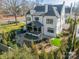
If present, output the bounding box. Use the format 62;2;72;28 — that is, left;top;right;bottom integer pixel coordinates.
2;0;22;24
21;0;35;18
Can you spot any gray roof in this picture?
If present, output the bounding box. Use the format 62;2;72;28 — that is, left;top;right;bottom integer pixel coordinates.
27;4;63;16
34;6;45;12
45;5;55;16
27;21;43;28
46;5;63;16
65;7;71;13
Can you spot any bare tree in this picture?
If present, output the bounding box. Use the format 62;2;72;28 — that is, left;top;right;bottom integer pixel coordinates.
2;0;22;24
21;0;35;18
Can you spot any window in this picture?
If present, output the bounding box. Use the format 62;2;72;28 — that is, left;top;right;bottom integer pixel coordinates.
35;17;39;21
27;17;31;21
47;28;54;33
46;19;53;24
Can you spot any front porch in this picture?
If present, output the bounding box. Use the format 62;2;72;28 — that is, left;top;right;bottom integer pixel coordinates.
26;21;43;40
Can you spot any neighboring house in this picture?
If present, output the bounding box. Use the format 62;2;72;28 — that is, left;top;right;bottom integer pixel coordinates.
65;6;71;19
26;2;65;39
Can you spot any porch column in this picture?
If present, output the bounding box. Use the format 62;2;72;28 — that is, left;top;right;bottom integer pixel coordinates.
32;15;34;32
37;27;39;33
32;26;34;32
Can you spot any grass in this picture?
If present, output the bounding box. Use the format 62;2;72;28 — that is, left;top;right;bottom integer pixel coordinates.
50;38;61;47
0;22;25;34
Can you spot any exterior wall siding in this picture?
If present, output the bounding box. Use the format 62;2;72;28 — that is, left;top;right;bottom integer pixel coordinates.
43;16;57;37
56;18;61;34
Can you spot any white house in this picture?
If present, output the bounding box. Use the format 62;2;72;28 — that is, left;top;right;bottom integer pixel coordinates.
26;3;65;39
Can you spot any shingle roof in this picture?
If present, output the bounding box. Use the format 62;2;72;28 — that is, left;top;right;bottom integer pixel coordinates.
34;6;45;12
45;5;55;16
27;4;63;16
45;5;63;16
27;21;43;28
53;5;63;15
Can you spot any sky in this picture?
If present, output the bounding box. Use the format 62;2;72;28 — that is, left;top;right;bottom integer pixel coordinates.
30;0;79;6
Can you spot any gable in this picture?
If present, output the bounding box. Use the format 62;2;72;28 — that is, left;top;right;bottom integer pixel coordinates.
53;5;63;15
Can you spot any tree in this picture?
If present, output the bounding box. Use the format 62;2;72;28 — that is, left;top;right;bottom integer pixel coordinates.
2;0;22;25
20;0;35;22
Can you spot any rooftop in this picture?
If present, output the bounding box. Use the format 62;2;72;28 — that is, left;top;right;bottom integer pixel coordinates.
27;4;63;16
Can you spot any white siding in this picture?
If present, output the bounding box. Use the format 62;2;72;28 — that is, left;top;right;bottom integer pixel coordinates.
43;16;57;37
56;18;61;34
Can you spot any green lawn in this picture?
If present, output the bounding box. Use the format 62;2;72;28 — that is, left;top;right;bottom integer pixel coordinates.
0;22;25;34
50;38;61;47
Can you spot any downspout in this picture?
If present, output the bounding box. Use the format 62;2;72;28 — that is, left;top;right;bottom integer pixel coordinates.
42;15;44;39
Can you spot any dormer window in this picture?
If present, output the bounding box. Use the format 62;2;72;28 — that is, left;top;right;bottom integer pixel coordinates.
35;17;39;21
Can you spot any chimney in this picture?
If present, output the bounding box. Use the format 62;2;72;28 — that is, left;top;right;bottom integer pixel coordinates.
45;4;48;13
70;3;73;16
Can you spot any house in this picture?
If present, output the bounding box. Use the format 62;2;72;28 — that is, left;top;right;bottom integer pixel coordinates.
65;6;71;19
26;2;65;39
